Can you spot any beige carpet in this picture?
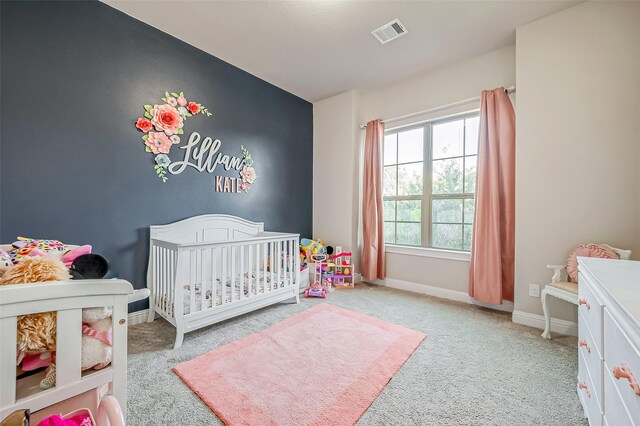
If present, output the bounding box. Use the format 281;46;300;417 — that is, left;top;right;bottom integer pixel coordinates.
127;283;586;425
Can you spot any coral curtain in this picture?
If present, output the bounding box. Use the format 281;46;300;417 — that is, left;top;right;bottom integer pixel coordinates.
361;119;386;280
469;88;516;304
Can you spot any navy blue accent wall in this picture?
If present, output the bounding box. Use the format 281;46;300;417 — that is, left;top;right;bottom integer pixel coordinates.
0;1;313;312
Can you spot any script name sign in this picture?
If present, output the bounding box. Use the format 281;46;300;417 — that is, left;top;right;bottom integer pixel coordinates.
168;132;256;193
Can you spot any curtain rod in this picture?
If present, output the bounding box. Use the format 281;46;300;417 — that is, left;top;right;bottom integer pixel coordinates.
359;86;515;129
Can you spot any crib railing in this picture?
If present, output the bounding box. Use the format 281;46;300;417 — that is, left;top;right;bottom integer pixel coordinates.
0;279;132;420
148;232;300;319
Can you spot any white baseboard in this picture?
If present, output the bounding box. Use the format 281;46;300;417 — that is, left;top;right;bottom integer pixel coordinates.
128;309;149;326
512;310;578;337
372;277;514;313
370;278;578;335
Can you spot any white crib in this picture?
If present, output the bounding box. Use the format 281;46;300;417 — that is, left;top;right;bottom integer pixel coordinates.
147;214;301;349
0;278;132;424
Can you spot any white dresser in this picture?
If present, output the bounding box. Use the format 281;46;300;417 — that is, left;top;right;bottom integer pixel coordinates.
577;257;640;425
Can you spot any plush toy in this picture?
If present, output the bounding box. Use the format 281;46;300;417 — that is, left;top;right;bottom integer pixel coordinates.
8;237;68;264
300;238;334;262
0;256;71;389
61;245;92;268
0;249;11;267
69;253;113;371
0;249;12;278
81;306;113;371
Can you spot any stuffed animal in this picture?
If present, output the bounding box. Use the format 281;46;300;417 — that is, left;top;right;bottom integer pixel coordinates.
300;238;334;262
8;237;67;264
69;253;113;371
0;249;12;278
0;256;71;389
81;307;113;371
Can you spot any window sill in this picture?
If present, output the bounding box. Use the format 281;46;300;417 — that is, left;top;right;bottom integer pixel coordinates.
385;244;470;262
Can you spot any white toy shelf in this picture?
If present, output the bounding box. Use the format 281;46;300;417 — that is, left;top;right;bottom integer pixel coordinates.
0;278;132;424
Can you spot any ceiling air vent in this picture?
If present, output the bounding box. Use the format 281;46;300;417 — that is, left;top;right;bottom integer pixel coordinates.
372;19;408;45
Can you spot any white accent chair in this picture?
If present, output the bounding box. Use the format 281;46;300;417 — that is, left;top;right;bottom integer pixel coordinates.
541;245;631;339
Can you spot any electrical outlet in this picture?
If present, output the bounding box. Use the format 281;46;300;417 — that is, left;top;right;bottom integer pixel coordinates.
529;283;540;298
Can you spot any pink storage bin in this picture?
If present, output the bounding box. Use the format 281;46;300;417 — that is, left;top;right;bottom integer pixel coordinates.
35;395;124;426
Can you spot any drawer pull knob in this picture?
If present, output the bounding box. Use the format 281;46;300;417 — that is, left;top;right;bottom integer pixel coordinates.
578;382;590;397
578;340;591;353
578;298;590;309
613;365;640;396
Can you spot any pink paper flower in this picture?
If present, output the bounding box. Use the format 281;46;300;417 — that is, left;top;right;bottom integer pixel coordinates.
170;135;180;144
135;117;152;132
150;104;184;136
241;182;248;192
166;97;178;107
177;95;187;106
240;166;256;184
145;131;172;154
187;101;200;114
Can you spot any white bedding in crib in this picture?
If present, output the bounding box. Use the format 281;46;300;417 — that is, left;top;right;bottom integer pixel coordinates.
181;272;293;314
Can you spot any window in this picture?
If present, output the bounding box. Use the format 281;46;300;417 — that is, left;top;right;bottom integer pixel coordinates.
383;113;479;251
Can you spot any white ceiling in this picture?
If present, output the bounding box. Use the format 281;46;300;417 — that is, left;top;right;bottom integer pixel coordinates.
104;0;580;102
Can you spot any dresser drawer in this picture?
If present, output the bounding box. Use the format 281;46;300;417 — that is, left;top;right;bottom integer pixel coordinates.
604;309;640;422
604;362;635;426
578;271;604;355
579;309;603;405
579;349;603;426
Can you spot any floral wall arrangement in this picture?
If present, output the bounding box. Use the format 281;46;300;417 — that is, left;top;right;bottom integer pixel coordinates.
135;91;211;182
135;91;257;192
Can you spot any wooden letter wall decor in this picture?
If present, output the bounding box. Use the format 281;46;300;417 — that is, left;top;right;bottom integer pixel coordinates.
134;91;257;192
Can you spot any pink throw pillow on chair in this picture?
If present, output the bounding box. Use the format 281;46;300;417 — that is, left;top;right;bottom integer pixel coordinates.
566;243;617;283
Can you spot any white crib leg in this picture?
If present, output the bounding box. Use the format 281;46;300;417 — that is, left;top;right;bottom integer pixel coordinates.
174;322;185;349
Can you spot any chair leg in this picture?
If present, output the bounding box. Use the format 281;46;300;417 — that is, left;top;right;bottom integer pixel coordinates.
541;288;552;339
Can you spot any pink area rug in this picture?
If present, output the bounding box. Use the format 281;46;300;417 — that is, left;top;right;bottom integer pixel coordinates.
173;303;425;426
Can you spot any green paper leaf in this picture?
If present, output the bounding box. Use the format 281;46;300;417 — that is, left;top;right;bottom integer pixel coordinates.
177;128;184;135
165;91;170;98
161;98;167;102
142;134;149;141
144;104;152;112
144;112;152;119
171;92;179;97
179;91;184;97
145;146;152;153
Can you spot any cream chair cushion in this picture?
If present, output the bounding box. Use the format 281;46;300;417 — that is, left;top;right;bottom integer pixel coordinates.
548;281;578;294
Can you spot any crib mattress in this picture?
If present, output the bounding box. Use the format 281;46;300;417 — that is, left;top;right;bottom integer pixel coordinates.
171;272;294;315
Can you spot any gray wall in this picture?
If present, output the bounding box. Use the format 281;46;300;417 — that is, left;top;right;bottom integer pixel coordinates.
0;1;313;312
